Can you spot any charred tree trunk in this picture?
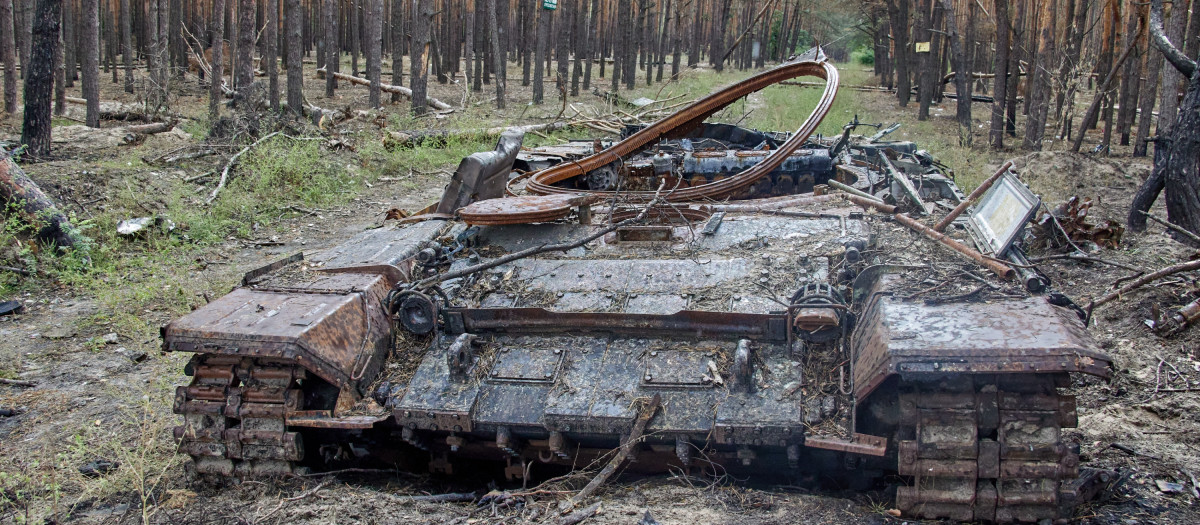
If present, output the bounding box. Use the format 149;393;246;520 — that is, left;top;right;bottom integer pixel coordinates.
323;0;336;96
286;0;303;116
0;0;16;112
557;0;569;97
266;0;280;110
487;0;503;108
61;0;73;86
211;0;226;118
886;0;910;107
365;0;381;107
943;0;969;139
687;0;700;67
0;157;83;248
1116;4;1145;146
710;0;729;72
81;0;99;126
1134;9;1163;157
916;0;933;119
584;0;597;88
235;0;254;89
410;0;431;115
990;0;1010;149
534;4;547;102
120;0;130;93
1023;0;1056;150
21;0;60;158
350;0;360;76
19;0;32;80
391;0;403;101
669;0;680;79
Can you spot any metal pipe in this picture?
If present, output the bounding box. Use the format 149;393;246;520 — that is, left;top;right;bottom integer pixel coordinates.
828;179;883;203
846;194;897;213
892;213;1016;280
933;161;1014;232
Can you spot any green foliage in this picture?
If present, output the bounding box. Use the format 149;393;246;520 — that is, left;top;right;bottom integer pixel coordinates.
852;44;875;66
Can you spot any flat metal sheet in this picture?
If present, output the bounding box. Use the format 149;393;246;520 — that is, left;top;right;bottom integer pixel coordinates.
968;173;1040;255
490;347;565;383
643;350;714;387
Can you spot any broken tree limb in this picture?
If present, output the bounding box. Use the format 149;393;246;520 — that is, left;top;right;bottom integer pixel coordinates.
557;502;601;525
1089;259;1200;311
0;156;85;249
1139;210;1200;245
385;121;572;149
64;96;148;121
0;378;36;387
316;68;452;110
392;492;477;503
560;394;662;512
206;131;283;205
124;120;178;135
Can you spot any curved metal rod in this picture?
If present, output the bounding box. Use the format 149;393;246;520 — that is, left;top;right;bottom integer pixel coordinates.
526;59;840;202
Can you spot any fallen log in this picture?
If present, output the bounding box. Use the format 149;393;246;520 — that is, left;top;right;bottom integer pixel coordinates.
64;96;150;121
0;156;85;249
316;68;453;110
385;121;572;149
0;378;36;387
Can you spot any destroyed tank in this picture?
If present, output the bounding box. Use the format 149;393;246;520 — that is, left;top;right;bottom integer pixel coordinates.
163;54;1114;522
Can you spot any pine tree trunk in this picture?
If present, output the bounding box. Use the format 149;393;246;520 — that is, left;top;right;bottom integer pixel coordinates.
21;0;60;158
687;0;700;67
81;0;99;126
0;0;16;112
487;0;503;108
120;0;130;92
266;0;279;110
391;0;403;101
62;0;73;86
410;0;431;114
886;0;910;107
990;0;1010;149
916;0;933;119
612;0;626;90
571;0;583;95
210;0;226;118
534;4;547;103
236;0;254;89
19;0;32;80
1023;0;1056;150
521;0;532;86
350;0;359;76
584;0;596;89
1116;4;1145;146
710;0;728;72
286;0;303;116
324;0;336;96
364;0;381;107
53;15;62;115
1159;0;1188;130
557;0;569;97
943;0;970;138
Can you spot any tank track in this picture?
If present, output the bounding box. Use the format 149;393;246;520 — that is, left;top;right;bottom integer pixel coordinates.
895;374;1079;522
173;355;307;477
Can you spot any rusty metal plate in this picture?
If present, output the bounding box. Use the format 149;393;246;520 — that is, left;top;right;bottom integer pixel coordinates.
490;347;565;383
643;350;715;387
459;195;589;225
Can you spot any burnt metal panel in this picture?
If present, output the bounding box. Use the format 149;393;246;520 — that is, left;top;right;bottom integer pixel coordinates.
490;347;565;383
445;307;789;342
163;272;393;394
436;130;525;214
392;338;483;433
712;342;804;445
312;219;448;269
852;293;1112;399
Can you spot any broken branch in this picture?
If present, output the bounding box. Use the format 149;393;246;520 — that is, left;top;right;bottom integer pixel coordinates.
206;131;283;205
560;394;662;511
1089;258;1200;310
316;68;452;110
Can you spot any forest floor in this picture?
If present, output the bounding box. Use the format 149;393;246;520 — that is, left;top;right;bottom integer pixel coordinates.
1;58;1199;524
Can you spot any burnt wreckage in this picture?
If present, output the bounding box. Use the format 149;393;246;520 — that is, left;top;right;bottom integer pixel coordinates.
163;53;1114;522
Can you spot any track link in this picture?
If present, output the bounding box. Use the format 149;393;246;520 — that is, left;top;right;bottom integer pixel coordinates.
895;374;1079;522
174;355;307;477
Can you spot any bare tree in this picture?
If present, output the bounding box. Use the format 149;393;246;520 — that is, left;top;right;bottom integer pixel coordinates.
534;4;547;103
210;0;227;119
323;0;337;97
61;0;73;86
286;0;302;116
81;0;99;126
557;0;569;97
411;0;432;115
1129;0;1200;240
266;0;279;110
120;0;130;93
366;0;381;107
989;0;1010;149
391;0;403;102
235;0;254;89
487;0;504;108
22;0;61;157
0;0;16;112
